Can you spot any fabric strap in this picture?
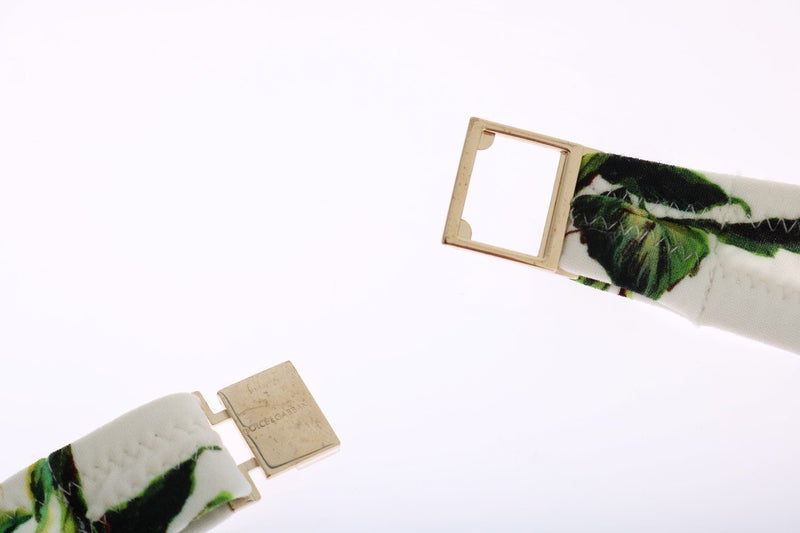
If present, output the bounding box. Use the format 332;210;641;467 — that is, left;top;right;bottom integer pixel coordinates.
0;394;252;533
559;152;800;354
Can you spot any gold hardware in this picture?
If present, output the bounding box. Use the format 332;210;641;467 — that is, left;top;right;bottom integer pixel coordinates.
442;117;593;276
195;361;340;511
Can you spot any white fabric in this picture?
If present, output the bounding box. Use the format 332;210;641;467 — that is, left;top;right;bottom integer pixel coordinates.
70;393;247;522
560;170;800;354
0;393;252;533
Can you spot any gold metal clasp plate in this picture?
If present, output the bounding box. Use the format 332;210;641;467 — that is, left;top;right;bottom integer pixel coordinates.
443;117;590;275
195;361;340;510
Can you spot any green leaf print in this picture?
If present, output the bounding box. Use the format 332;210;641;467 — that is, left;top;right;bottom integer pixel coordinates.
47;446;91;533
571;194;710;299
0;509;33;533
28;459;54;527
95;446;223;533
2;444;238;533
575;275;611;291
198;491;234;518
686;217;800;257
574;276;633;298
576;153;611;191
577;152;751;215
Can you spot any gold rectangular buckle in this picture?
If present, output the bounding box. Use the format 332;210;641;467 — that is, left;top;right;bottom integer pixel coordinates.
195;361;340;510
442;117;590;276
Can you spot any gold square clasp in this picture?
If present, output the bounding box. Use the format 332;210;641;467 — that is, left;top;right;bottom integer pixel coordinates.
195;361;339;510
218;362;340;478
442;117;590;275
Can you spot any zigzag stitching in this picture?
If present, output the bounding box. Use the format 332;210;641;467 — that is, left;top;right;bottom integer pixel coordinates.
575;193;800;234
571;214;703;262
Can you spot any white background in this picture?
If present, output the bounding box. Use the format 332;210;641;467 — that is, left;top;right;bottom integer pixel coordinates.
2;1;800;531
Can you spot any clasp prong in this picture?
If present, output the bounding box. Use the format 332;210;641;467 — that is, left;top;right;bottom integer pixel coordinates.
194;361;340;511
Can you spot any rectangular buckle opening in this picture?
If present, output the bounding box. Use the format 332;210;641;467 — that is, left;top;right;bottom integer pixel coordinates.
442;117;587;275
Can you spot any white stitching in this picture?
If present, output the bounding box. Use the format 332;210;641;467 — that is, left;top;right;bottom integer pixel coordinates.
717;263;800;302
696;179;736;321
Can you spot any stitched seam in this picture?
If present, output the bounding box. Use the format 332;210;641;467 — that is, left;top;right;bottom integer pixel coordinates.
29;442;221;528
576;191;800;233
43;460;92;533
716;263;800;302
597;191;800;231
696;183;736;322
86;419;208;478
83;419;215;514
570;214;704;262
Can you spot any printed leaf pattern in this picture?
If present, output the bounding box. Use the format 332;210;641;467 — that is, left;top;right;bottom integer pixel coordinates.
0;509;32;533
578;153;751;214
199;491;234;519
96;446;220;533
572;152;800;300
48;446;91;533
575;276;632;298
572;195;709;299
0;445;235;533
687;217;800;257
575;275;611;292
28;458;54;526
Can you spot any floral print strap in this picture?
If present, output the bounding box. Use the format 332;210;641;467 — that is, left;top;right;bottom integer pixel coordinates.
0;394;252;533
560;152;800;353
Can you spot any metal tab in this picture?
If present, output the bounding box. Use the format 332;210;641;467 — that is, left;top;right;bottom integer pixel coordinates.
195;361;339;511
218;361;340;478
